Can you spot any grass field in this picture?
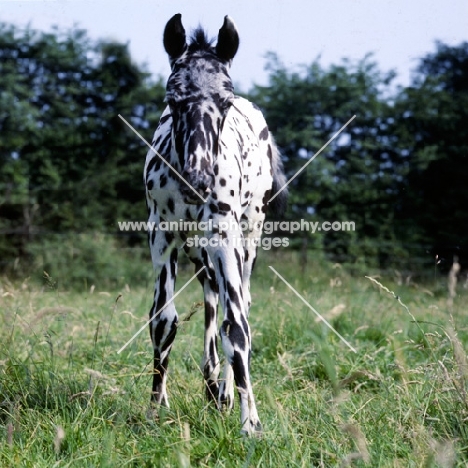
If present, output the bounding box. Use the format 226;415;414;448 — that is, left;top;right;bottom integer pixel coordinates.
1;250;468;467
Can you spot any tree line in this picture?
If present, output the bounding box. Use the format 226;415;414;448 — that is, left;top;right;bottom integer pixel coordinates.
1;22;467;279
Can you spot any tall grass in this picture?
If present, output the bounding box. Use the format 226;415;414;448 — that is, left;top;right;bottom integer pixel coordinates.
1;249;468;466
25;233;153;290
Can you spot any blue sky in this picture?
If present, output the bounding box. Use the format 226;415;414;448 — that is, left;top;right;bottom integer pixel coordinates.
2;0;467;91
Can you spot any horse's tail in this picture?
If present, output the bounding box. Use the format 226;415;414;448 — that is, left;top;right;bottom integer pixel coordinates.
269;139;288;217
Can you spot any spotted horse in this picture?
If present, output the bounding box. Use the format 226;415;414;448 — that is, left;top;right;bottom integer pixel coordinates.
144;13;287;435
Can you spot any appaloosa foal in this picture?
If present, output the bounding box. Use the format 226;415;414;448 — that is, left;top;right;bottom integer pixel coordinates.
144;14;287;434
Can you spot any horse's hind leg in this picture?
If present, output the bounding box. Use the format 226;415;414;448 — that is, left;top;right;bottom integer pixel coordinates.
148;231;179;407
202;271;235;411
208;220;261;434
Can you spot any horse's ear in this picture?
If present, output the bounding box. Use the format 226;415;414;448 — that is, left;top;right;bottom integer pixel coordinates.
163;13;186;59
216;16;239;62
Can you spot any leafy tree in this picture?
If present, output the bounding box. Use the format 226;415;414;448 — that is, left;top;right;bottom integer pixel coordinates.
0;23;166;270
394;42;468;270
249;54;405;269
